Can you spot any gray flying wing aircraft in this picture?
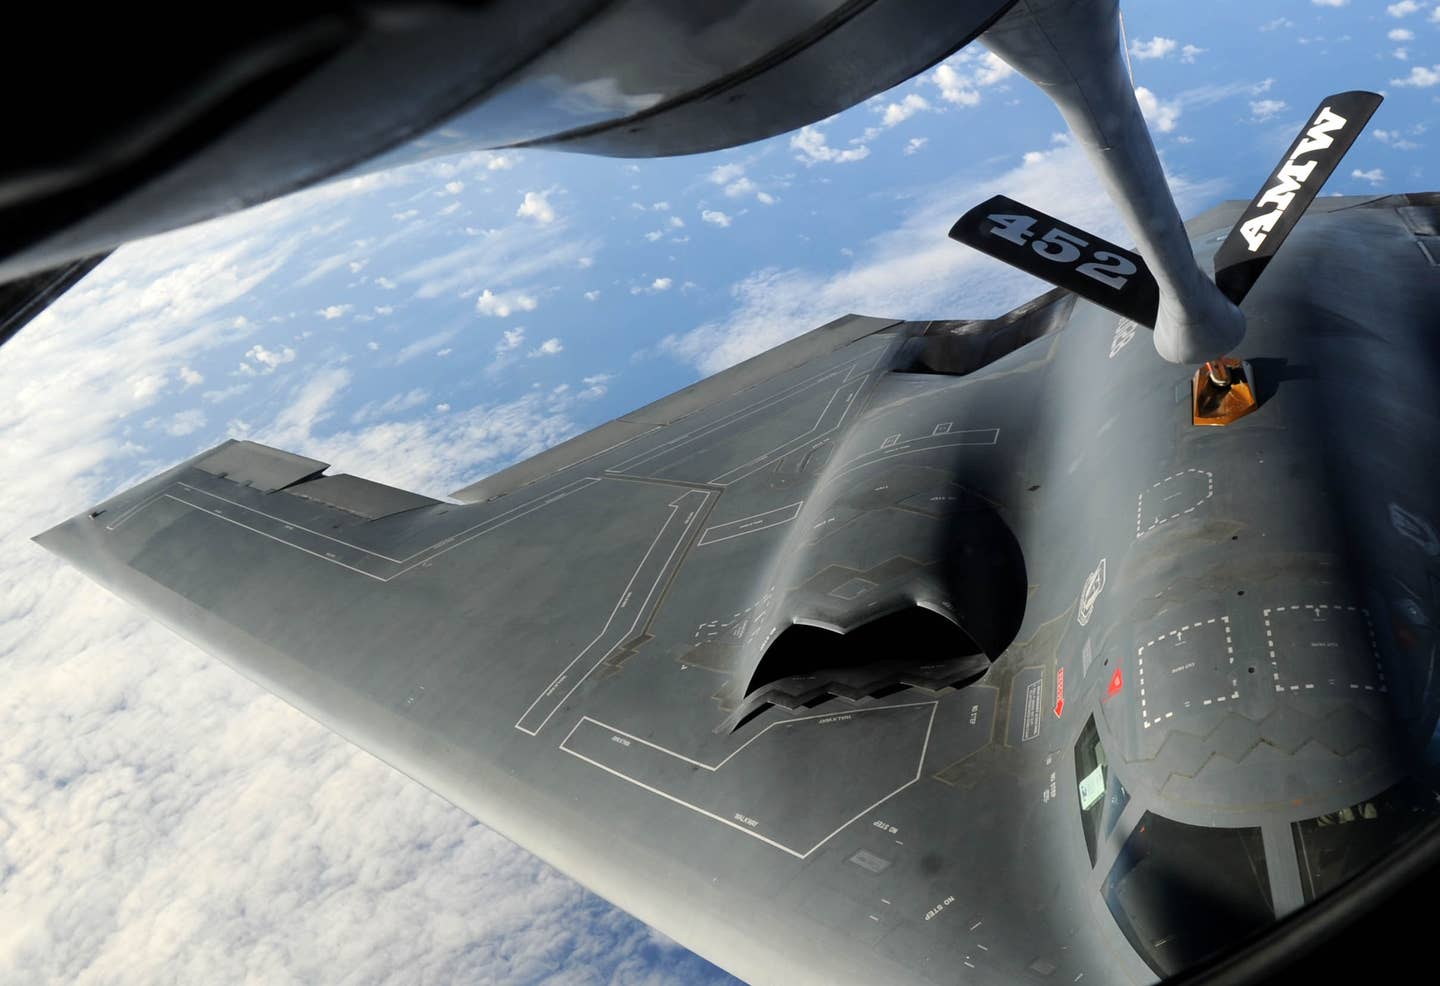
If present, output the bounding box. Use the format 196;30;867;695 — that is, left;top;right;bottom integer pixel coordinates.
36;184;1440;983
23;0;1440;983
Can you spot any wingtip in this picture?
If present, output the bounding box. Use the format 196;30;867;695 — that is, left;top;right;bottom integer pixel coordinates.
29;511;92;566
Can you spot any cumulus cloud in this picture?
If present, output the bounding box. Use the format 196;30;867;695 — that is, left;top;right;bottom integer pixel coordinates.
583;290;601;302
790;126;870;165
969;50;1014;86
1392;64;1440;86
1180;44;1206;63
927;49;1013;108
1135;86;1182;132
715;177;750;199
701;210;732;228
705;162;771;202
707;163;744;186
1130;36;1178;59
904;137;929;155
244;344;297;373
1312;0;1347;6
516;191;556;224
527;337;564;358
496;326;526;355
475;289;539;317
931;64;980;107
178;366;204;389
628;277;674;296
1386;0;1420;15
133;372;166;400
444;181;465;195
1250;99;1288;121
1374;125;1424;149
1389;28;1415;40
1351;167;1386;185
879;93;930;127
318;304;351;320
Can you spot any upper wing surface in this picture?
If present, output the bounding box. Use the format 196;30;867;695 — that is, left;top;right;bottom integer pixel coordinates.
40;313;1002;985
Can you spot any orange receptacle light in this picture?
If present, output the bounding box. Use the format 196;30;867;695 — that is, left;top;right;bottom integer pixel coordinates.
1192;357;1259;426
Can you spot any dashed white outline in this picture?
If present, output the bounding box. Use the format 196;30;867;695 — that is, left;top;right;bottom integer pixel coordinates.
706;377;869;486
182;477;594;563
842;346;888;383
696;501;804;546
1076;558;1106;628
515;490;711;736
824;430;1001;488
559;701;938;858
609;366;844;475
149;477;599;582
1137;616;1236;730
1136;468;1214;536
828;577;877;601
1263;603;1385;695
1109;318;1138;359
608;341;889;479
104;490;171;531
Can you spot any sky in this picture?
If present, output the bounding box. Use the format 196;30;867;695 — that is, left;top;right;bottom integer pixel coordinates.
1;1;1437;983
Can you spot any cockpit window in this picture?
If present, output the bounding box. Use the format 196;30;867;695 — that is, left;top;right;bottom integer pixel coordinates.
1103;812;1273;978
1074;715;1129;865
1293;779;1436;903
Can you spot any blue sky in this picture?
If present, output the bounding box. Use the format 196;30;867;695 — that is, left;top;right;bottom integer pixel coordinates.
1;1;1437;982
